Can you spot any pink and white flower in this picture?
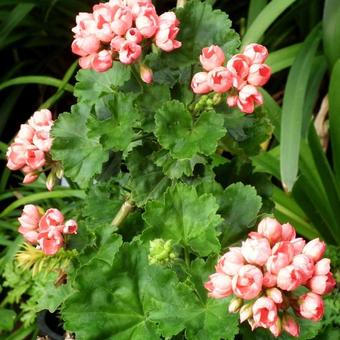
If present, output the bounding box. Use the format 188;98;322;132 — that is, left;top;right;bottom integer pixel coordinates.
232;265;263;300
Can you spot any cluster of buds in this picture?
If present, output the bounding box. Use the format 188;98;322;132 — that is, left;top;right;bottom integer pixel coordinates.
205;217;336;337
6;109;58;189
71;0;181;81
18;204;78;256
191;44;271;114
148;238;176;265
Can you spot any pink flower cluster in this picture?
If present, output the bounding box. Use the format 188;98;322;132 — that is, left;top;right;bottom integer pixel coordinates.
6;109;53;186
18;204;78;256
205;217;336;337
191;44;271;114
72;0;181;74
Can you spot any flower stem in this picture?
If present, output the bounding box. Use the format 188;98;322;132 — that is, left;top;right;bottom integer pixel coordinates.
176;0;186;8
184;247;190;267
111;201;134;228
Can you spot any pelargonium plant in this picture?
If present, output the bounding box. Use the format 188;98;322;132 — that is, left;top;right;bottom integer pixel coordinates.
5;0;337;339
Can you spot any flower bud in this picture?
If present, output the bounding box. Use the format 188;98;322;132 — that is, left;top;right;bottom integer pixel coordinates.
148;239;176;265
266;288;283;304
282;313;300;337
46;171;57;192
140;64;153;84
303;238;326;262
269;317;282;337
228;297;243;313
239;302;253;323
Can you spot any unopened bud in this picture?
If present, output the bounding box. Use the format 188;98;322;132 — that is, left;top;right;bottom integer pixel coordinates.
46;171;56;191
140;64;153;84
266;288;283;304
269;317;282;337
212;93;222;105
148;239;176;265
239;302;253;323
228;297;243;313
55;163;64;179
282;313;300;337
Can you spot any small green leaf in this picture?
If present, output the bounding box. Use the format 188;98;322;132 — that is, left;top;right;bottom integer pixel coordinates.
222;109;273;157
155;100;226;159
87;93;140;153
219;182;262;245
154;150;206;179
143;183;222;256
74;63;131;103
0;308;16;331
79;230;122;267
51;103;109;188
136;84;171;132
126;146;171;207
36;281;74;314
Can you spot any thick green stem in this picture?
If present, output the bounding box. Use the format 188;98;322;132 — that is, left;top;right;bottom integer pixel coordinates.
176;0;186;8
111;201;134;228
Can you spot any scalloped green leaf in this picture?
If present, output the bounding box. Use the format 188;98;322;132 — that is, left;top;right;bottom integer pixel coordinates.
154;150;206;179
155;100;226;159
143;183;222;256
74;63;131;103
126;146;171;207
51;103;108;188
62;242;198;340
219;182;262;245
87;93;140;153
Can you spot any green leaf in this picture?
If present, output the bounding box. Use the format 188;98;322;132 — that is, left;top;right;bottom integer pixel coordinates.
35;281;74;314
323;0;340;67
222;109;273;157
280;25;322;191
155;100;226;159
143;183;222;256
74;63;131;103
218;182;262;245
79;229;123;267
174;0;240;63
329;59;340;188
266;43;302;74
135;84;171;132
247;0;268;29
126;145;171;207
154;150;206;179
185;258;239;340
62;242;197;339
261;89;281;140
307;125;340;244
242;0;297;46
0;76;74;92
0;308;16;331
0;3;35;49
87;93;140;153
51;103;109;188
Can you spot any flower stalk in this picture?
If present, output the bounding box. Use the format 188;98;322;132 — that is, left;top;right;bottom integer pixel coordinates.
111;200;134;228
